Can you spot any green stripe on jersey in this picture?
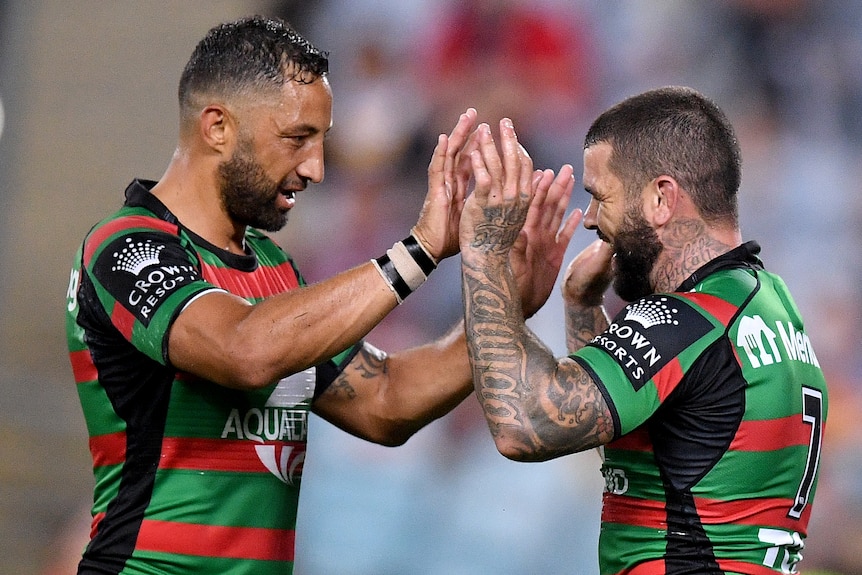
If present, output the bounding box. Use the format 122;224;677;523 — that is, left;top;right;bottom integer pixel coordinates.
76;380;125;436
91;463;123;514
696;445;815;501
598;523;666;574
128;550;291;575
148;469;300;529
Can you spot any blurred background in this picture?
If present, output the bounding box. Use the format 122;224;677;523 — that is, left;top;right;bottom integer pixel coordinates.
1;0;860;573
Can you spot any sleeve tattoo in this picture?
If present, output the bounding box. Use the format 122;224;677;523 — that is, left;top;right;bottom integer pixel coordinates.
462;256;614;459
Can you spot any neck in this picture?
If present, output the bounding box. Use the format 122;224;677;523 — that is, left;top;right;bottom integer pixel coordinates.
150;151;247;254
650;217;741;292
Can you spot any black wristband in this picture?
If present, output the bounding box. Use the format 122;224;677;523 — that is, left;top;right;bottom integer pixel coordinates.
374;253;412;302
402;234;437;276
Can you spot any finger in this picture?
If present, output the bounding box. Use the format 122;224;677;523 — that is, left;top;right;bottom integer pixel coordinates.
456;127;482;175
525;169;550;223
525;169;556;231
454;127;482;203
498;118;522;201
557;207;582;246
427;133;449;197
533;169;555;202
448;108;478;150
547;164;576;231
444;109;478;199
470;148;492;202
516;142;534;205
476;123;503;193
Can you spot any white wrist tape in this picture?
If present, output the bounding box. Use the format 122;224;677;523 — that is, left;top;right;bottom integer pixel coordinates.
372;233;438;304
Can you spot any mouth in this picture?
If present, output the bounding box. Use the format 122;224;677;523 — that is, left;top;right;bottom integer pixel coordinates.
277;189;297;210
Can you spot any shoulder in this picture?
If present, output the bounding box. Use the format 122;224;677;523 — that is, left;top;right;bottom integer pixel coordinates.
83;209;184;263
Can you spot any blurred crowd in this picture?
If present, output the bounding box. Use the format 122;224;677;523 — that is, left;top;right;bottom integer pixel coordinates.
35;0;862;573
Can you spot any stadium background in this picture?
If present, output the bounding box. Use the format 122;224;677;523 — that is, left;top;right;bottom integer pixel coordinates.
1;1;859;573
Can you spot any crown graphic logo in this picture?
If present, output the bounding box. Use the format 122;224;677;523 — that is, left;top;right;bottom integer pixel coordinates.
111;237;164;275
623;297;680;329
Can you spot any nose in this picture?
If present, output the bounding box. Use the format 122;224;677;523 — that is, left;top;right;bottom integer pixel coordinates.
298;142;325;184
583;197;599;230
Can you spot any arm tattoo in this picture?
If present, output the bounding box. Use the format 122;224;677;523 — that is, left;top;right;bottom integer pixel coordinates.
323;344;388;401
462;253;613;459
565;306;609;354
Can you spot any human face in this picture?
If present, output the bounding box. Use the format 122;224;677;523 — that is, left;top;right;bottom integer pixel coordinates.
582;142;662;301
218;76;333;232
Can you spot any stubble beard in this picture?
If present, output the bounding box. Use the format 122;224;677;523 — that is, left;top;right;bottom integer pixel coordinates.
611;208;663;302
218;140;288;233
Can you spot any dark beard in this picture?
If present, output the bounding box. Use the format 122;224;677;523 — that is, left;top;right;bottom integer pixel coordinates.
218;144;287;233
612;210;662;302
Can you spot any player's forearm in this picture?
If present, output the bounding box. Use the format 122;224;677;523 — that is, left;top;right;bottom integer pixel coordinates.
461;250;547;452
252;261;398;369
172;261;400;390
382;322;474;436
317;324;473;447
462;251;614;461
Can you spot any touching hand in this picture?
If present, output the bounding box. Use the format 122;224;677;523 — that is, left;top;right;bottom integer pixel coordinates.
413;108;478;261
562;239;614;307
459;118;534;259
511;165;580;318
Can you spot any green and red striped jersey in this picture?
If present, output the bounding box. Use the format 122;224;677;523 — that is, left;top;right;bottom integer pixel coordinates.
572;242;827;575
66;180;359;574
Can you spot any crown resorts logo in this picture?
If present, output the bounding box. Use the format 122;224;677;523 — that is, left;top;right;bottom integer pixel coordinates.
112;237;165;275
99;234;199;324
588;295;693;390
623;297;680;329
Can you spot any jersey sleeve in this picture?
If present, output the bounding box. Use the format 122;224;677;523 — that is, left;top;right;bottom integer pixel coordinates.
81;217;223;364
571;294;720;436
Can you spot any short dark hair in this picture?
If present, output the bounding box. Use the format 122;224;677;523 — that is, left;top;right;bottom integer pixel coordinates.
584;86;741;225
178;15;329;118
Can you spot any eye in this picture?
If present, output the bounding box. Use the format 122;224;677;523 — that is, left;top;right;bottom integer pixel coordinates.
280;134;310;150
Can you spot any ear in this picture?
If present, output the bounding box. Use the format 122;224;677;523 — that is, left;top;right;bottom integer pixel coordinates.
199;104;234;154
643;175;679;226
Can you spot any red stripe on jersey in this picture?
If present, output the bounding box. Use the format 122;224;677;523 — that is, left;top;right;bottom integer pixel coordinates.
615;559;666;575
69;349;98;383
111;303;136;341
90;511;106;539
616;559;776;575
200;260;300;298
681;292;738;327
136;518;295;561
717;559;781;575
601;492;667;528
651;356;684;402
84;215;179;264
693;495;811;532
159;436;303;473
603;491;810;533
90;431;127;467
607;426;652;452
730;416;810;452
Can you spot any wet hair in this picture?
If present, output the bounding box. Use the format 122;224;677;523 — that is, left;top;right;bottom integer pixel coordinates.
584;86;741;226
178;15;329;120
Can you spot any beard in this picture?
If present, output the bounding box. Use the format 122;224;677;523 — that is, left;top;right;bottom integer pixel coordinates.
218;139;289;233
611;208;662;302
